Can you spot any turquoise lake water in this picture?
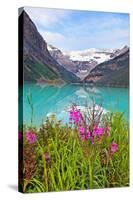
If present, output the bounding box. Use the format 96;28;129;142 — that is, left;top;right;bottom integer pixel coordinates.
20;83;129;126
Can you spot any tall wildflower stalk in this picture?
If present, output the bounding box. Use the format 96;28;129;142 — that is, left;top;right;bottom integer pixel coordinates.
27;90;34;126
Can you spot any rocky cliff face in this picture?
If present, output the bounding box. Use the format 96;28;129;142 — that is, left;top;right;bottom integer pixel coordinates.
84;47;129;87
20;10;80;83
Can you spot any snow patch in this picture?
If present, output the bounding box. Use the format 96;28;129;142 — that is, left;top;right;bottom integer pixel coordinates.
63;48;114;64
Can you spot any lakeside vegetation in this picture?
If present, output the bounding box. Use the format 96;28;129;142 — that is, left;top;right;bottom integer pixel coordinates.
19;100;129;193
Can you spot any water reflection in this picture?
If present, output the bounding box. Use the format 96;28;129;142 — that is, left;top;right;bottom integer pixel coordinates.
20;83;129;126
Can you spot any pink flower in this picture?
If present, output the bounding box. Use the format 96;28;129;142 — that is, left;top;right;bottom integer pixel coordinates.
26;129;37;144
79;127;91;141
92;126;98;136
86;130;91;139
79;126;85;141
98;128;104;135
69;108;82;125
79;126;84;134
93;126;104;136
110;142;118;153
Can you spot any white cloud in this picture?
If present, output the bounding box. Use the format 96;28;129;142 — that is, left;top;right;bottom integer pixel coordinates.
38;28;129;51
40;30;65;45
24;7;71;28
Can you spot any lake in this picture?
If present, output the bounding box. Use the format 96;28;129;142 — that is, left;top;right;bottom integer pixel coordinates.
20;83;129;127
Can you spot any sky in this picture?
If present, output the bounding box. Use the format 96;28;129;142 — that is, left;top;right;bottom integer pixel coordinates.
24;7;129;51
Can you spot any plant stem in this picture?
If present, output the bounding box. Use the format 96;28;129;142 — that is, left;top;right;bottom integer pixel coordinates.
88;158;93;189
43;155;48;192
23;179;28;193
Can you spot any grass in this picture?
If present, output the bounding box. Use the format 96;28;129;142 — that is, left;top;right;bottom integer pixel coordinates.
19;110;129;193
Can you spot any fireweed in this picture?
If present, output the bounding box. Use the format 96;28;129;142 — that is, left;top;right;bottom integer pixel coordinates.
26;129;37;144
68;104;123;188
19;104;129;192
69;105;111;145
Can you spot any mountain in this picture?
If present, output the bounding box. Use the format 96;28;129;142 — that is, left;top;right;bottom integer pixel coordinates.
19;10;80;84
48;45;100;80
84;47;129;87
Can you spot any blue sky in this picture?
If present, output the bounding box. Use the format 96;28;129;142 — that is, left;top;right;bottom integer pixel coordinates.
25;7;129;51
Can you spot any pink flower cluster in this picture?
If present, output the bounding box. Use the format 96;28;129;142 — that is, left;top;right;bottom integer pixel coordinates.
92;126;104;136
69;107;110;144
79;126;90;141
79;125;105;142
26;129;37;144
69;108;82;125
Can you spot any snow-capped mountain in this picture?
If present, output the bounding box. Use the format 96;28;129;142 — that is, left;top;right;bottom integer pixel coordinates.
63;48;115;64
48;44;129;81
48;44;97;79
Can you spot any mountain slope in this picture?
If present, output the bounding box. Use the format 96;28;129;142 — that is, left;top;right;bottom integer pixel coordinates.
48;45;78;74
84;48;129;87
20;10;79;83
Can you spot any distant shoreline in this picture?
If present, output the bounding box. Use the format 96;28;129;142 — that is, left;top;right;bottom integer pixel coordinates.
71;82;129;88
22;81;129;89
